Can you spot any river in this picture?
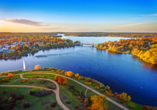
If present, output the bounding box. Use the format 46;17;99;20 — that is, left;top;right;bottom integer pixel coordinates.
0;35;157;107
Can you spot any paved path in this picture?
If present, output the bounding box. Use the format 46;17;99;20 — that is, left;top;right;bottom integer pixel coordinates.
0;73;128;110
21;73;128;110
19;74;70;110
0;74;70;110
85;89;88;98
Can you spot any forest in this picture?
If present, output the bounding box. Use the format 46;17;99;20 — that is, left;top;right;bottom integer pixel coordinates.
63;32;157;37
96;37;157;64
0;33;80;59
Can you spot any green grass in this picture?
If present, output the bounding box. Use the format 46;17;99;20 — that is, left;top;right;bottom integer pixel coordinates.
59;85;85;110
0;76;56;89
87;89;122;110
0;71;144;110
0;87;62;110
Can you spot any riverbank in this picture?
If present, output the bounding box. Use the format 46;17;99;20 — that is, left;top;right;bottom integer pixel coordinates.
1;67;156;110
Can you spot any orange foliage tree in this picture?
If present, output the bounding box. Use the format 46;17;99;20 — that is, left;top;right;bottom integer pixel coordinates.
65;71;74;77
58;77;67;85
90;95;108;110
8;73;13;77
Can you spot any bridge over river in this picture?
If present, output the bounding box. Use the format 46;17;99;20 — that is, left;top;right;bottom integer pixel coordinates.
80;42;96;47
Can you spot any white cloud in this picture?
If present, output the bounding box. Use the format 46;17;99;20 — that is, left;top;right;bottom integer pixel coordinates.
118;22;151;27
2;18;49;26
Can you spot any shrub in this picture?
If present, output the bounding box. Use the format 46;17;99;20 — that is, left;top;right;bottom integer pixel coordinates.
8;73;13;77
17;94;24;100
116;94;121;99
105;91;114;97
61;70;65;73
105;85;110;91
120;92;131;102
78;76;83;80
65;101;71;104
34;65;41;70
54;75;60;81
23;102;31;108
65;71;74;77
29;91;35;95
70;85;75;90
50;102;57;108
8;104;14;109
47;83;56;89
40;79;46;84
31;88;39;92
34;90;52;97
10;93;16;98
3;91;7;94
56;69;61;73
85;77;91;82
85;82;92;85
95;86;99;89
20;79;28;83
100;89;105;93
74;73;79;78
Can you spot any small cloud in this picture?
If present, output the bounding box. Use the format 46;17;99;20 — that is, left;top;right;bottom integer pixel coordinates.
3;18;49;26
146;13;157;16
118;22;151;27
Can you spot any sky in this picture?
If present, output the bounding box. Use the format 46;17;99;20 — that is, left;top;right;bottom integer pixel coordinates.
0;0;157;32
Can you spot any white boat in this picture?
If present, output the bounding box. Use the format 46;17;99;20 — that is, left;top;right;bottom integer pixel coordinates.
23;60;26;71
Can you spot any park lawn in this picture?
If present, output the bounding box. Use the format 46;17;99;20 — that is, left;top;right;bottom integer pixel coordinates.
87;89;122;110
0;76;56;89
109;96;143;110
0;87;62;110
1;71;144;110
23;74;86;92
59;85;86;110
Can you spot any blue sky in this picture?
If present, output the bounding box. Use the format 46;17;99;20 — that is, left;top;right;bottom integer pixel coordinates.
0;0;157;32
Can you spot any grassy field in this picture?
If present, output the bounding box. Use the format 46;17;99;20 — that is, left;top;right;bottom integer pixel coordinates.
0;87;62;110
0;70;144;110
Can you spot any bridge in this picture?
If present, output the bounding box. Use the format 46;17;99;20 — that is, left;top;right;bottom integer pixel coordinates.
80;42;96;47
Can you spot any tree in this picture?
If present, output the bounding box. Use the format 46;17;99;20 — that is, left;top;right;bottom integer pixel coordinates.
120;92;131;102
105;85;110;91
54;75;60;81
58;77;64;85
8;73;13;77
74;73;79;78
96;44;100;48
65;71;74;77
128;95;131;101
90;95;108;110
34;65;41;70
2;53;6;58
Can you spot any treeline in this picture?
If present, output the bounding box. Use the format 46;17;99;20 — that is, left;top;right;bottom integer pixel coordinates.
63;32;157;37
96;37;157;64
0;33;61;39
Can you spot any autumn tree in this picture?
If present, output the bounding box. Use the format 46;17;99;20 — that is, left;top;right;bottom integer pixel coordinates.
75;73;79;78
90;95;108;110
34;65;41;70
65;71;74;77
120;92;131;102
8;73;13;77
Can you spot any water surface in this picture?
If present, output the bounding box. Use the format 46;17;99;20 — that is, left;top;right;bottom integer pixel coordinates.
0;36;157;107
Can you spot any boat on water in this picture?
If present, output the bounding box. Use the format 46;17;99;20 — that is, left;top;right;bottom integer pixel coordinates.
35;55;47;57
23;60;26;71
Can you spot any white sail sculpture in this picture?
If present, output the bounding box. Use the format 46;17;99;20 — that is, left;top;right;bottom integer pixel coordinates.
23;60;26;71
